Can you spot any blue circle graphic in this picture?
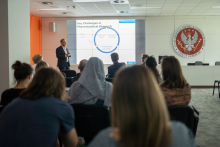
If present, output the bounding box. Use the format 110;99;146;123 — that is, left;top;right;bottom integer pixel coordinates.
94;27;120;53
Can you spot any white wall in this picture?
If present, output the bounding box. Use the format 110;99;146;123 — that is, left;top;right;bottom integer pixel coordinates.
42;16;220;69
146;16;220;65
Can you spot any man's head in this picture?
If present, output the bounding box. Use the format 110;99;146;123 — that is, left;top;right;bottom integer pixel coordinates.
111;53;119;63
32;54;43;64
60;39;66;47
78;59;87;73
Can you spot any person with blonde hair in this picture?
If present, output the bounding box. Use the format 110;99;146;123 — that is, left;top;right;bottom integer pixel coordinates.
0;68;78;147
160;56;191;106
35;61;49;73
88;65;196;147
32;54;43;74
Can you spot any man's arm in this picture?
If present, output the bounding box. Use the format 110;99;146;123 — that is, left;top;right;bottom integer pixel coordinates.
56;47;66;59
67;49;71;57
59;128;78;147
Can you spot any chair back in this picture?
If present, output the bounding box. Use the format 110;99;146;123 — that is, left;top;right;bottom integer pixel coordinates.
62;70;76;77
0;105;5;115
105;78;114;83
70;104;110;144
61;72;66;77
215;61;220;66
195;61;203;65
66;77;74;87
168;105;194;132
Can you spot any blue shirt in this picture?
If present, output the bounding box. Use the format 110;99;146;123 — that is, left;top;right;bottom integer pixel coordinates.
0;97;75;147
88;121;196;147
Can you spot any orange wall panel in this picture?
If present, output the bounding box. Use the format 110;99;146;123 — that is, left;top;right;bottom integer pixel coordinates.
30;14;42;65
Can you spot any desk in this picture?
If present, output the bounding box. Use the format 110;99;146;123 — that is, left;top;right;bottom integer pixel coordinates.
182;66;220;86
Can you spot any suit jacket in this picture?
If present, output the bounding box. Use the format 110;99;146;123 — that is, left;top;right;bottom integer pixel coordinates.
107;62;125;78
56;46;71;69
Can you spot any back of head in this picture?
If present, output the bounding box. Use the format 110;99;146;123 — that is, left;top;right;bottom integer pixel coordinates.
12;61;33;81
161;56;187;89
112;65;171;147
78;59;87;72
20;68;66;100
35;61;49;73
141;54;149;63
111;53;119;63
145;56;159;82
32;54;43;64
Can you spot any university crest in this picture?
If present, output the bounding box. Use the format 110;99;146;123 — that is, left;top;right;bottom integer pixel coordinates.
173;25;206;58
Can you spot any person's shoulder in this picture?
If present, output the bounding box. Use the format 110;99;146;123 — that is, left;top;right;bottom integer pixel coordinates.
170;121;196;147
1;89;12;96
56;46;62;50
108;64;114;69
119;62;125;66
88;127;117;147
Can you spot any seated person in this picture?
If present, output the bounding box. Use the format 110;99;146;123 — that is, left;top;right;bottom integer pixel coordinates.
35;61;49;73
68;57;112;107
160;56;191;106
32;54;43;75
0;68;78;147
1;61;33;106
145;56;161;83
72;59;87;83
107;53;125;78
88;65;196;147
141;53;149;65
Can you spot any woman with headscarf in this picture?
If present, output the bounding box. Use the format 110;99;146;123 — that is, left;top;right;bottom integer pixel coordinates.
68;57;112;107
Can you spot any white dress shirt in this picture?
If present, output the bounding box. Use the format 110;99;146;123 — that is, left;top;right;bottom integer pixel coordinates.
62;46;68;62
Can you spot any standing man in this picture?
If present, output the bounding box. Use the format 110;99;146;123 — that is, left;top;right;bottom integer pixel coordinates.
56;39;71;71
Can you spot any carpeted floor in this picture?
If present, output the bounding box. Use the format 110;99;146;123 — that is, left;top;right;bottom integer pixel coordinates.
190;88;220;147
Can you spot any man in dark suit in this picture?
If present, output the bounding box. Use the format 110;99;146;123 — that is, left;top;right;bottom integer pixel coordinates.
107;53;125;78
56;39;71;71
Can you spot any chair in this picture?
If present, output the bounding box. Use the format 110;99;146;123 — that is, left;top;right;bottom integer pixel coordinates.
215;61;220;66
61;72;66;77
168;105;199;136
66;77;74;87
0;105;5;115
70;104;110;144
105;78;114;83
61;70;76;77
213;80;220;98
195;61;203;66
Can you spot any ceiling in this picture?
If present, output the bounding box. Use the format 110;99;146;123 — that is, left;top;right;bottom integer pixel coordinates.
30;0;220;17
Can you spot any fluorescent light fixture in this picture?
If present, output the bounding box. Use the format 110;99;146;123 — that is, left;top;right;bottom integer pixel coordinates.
131;7;161;9
73;0;109;2
212;6;220;8
38;8;67;11
91;14;105;15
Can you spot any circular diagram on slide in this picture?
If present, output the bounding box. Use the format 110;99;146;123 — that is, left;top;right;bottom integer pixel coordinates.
94;27;120;53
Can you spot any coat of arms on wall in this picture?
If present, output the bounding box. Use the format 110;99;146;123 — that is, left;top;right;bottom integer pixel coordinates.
173;25;206;58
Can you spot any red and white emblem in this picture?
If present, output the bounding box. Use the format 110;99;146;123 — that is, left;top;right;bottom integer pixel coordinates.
173;25;206;58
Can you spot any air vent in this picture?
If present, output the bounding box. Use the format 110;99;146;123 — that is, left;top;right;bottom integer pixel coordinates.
117;10;132;14
114;0;125;3
42;1;53;5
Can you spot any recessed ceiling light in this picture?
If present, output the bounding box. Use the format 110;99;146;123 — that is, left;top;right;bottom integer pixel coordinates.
131;7;161;9
73;0;109;2
212;6;220;8
38;8;67;11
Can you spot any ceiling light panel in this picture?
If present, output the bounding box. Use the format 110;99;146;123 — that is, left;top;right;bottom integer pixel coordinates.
112;4;130;11
75;2;103;14
94;3;116;13
129;0;146;4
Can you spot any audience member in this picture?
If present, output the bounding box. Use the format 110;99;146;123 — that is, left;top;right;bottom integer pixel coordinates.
0;68;78;147
32;54;43;74
145;56;161;83
88;65;196;147
35;61;49;73
72;59;87;83
141;53;149;65
107;53;125;78
0;61;33;106
68;57;112;107
160;56;191;106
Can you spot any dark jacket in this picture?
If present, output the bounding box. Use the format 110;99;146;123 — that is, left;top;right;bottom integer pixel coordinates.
56;46;71;69
107;62;125;78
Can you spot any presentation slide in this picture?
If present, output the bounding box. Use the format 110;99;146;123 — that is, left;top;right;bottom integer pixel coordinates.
76;19;135;64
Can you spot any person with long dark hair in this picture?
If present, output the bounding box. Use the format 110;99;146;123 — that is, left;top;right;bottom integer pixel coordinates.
0;68;78;147
160;56;191;106
145;56;160;83
88;65;196;147
1;61;33;106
